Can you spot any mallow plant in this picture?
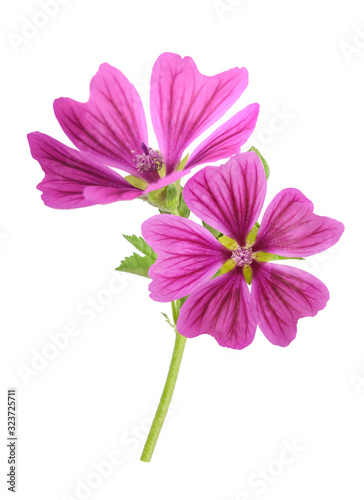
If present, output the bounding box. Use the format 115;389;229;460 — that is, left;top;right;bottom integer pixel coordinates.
28;52;344;462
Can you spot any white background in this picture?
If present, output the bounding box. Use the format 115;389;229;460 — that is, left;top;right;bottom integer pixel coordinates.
1;1;363;499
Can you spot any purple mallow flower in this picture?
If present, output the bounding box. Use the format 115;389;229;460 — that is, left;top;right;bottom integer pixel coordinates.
142;152;344;349
27;53;259;209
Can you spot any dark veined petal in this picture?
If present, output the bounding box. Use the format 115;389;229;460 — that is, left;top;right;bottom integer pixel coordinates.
251;262;330;347
83;167;201;205
150;52;248;173
253;189;344;257
141;215;230;302
177;268;257;349
28;132;141;209
186;103;259;169
183;152;267;246
53;63;153;182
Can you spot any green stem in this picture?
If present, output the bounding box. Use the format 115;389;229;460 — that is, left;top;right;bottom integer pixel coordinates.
140;329;187;462
171;300;178;324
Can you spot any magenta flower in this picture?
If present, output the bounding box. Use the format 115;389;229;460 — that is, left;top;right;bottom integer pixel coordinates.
27;53;259;209
142;152;344;349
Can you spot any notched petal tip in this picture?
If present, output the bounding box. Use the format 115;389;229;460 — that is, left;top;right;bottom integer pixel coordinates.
253;188;345;257
150;53;250;173
251;262;330;347
53;63;150;179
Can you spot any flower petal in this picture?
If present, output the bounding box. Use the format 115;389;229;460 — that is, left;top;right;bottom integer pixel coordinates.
183;152;267;246
84;167;193;204
150;52;248;173
141;215;230;301
28;132;141;209
53;63;152;181
253;189;345;257
186;103;259;169
177;268;257;349
251;262;330;347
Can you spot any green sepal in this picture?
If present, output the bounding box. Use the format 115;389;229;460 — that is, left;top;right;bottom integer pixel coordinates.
176;154;190;171
246;222;260;246
123;234;157;260
219;259;236;275
161;312;174;328
147;186;169;211
255;252;304;262
177;296;188;309
166;185;177;201
166;184;179;214
147;183;182;215
243;266;252;285
124;175;148;190
116;253;155;278
158;164;166;178
249;146;270;180
202;222;222;239
178;189;190;218
218;235;238;250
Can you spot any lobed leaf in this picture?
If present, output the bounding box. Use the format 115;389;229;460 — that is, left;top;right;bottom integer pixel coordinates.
123;234;157;259
116;252;155;278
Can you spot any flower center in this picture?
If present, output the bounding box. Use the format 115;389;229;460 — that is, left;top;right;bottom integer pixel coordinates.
231;246;253;267
131;143;164;173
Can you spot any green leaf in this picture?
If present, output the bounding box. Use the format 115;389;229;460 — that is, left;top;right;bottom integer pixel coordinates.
202;222;222;239
255;252;304;262
118;235;157;278
116;253;155;278
249;146;270;180
123;234;157;260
